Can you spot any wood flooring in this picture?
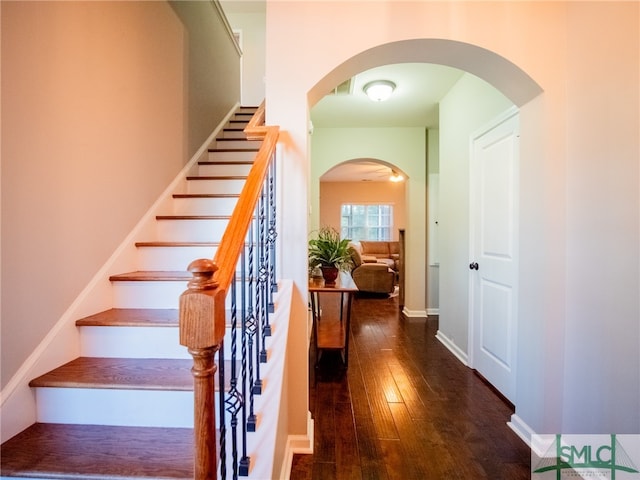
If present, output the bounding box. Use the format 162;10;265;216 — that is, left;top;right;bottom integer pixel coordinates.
291;292;531;480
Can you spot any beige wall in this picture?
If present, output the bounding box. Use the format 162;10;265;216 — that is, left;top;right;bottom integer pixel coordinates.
310;127;427;316
266;1;639;436
319;181;406;240
221;4;266;106
438;73;513;363
170;1;241;158
1;1;240;389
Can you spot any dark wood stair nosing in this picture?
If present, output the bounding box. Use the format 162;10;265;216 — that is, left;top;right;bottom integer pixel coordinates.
28;357;194;391
207;148;259;153
185;175;248;181
109;271;191;282
76;308;180;327
198;160;254;166
28;357;238;391
155;214;232;220
172;193;239;199
134;241;220;248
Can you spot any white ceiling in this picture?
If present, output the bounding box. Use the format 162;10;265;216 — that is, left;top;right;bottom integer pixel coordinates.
311;63;464;182
311;63;464;129
218;2;466;182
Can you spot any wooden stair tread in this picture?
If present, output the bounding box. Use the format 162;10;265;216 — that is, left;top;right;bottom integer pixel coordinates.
186;175;247;180
135;241;220;247
155;214;231;220
109;271;191;281
76;308;179;327
29;357;193;391
172;193;239;198
215;137;259;141
0;423;193;479
198;160;253;165
208;148;259;152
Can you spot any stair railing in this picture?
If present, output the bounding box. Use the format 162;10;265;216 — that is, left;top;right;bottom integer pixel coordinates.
179;102;279;480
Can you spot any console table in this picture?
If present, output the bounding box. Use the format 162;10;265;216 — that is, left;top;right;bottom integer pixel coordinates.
308;272;358;370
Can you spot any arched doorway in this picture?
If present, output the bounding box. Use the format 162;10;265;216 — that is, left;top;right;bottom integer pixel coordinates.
316;158;407;239
306;39;542;406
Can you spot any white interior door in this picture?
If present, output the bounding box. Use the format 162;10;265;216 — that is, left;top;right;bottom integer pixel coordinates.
469;108;519;403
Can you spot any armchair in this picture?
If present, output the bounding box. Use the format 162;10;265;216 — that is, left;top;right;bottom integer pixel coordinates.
348;244;396;294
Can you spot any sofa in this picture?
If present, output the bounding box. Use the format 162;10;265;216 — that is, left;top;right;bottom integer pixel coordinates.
348;243;396;294
358;240;400;271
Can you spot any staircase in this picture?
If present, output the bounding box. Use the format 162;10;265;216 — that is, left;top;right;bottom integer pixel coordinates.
0;106;274;479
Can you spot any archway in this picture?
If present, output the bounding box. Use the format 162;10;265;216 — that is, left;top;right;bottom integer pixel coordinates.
308;39;542;109
317;158;408;239
306;38;543;404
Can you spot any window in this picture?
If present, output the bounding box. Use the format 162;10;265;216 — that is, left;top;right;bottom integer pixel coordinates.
341;204;393;241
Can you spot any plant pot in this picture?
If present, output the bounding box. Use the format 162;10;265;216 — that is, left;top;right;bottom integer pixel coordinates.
320;266;339;285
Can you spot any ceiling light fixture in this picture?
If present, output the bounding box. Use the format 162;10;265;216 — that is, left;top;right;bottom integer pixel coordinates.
390;170;404;182
363;80;396;102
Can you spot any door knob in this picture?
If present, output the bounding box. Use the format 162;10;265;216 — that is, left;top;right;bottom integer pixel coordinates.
469;262;479;270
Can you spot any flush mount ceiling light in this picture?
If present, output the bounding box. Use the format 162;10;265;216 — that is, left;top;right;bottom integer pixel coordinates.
363;80;396;102
389;170;404;182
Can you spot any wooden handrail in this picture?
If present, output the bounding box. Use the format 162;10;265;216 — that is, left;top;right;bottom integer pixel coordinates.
214;104;278;291
179;101;278;480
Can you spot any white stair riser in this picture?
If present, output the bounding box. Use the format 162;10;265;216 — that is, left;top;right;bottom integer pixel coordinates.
80;325;240;360
34;388;194;428
213;139;262;150
112;281;241;309
187;179;245;195
79;326;190;359
112;281;187;309
172;197;237;216
156;219;228;242
33;387;237;430
219;129;247;139
197;163;252;176
208;150;256;162
137;245;218;271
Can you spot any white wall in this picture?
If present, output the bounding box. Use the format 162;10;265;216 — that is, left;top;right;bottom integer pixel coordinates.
222;3;266;106
266;1;639;437
561;2;639;433
311;127;427;315
428;129;440;313
438;72;513;356
319;181;407;238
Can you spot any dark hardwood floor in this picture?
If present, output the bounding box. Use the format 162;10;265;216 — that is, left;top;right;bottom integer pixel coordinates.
290;291;531;480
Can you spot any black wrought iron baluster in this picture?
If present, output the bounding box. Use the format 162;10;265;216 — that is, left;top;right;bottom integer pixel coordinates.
224;271;244;480
258;185;269;365
267;153;277;315
252;206;264;393
238;246;250;477
218;337;227;480
244;223;258;434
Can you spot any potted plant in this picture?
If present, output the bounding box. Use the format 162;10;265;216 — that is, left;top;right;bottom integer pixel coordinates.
308;226;353;285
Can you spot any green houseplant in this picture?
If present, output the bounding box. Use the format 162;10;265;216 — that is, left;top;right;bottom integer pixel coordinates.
308;226;353;284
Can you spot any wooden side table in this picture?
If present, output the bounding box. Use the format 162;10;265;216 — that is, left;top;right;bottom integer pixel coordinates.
308;272;358;370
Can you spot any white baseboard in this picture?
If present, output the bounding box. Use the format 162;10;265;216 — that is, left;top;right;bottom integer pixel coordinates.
279;412;314;480
435;330;469;366
508;413;537;449
402;307;428;318
427;308;440;316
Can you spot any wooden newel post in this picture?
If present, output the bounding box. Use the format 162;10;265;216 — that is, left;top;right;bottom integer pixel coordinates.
179;259;226;480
